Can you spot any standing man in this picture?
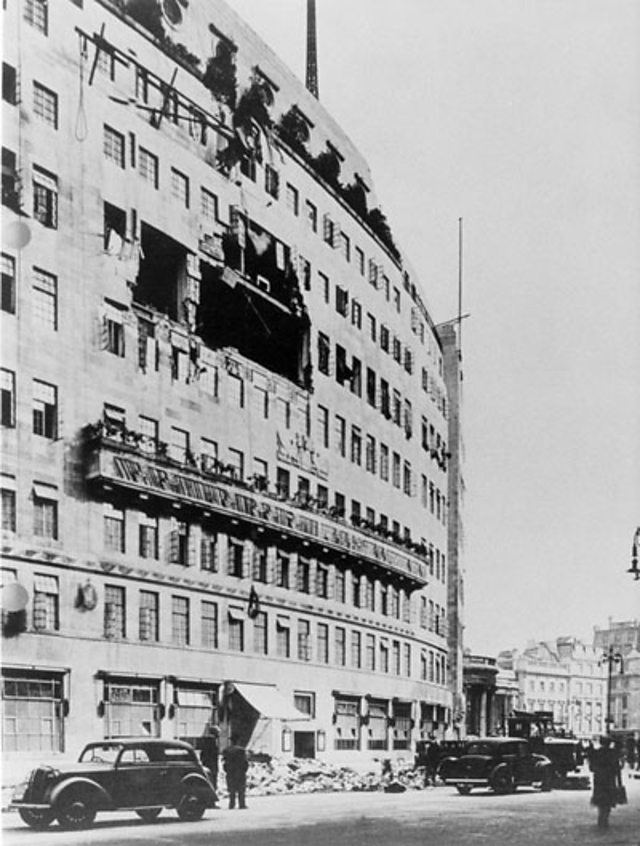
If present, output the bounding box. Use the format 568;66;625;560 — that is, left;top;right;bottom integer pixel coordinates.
223;735;249;810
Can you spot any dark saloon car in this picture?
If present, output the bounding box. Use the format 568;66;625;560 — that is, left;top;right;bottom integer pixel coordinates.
438;738;553;795
11;738;217;830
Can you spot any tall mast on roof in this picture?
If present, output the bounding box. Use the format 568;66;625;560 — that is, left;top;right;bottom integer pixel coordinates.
306;0;319;99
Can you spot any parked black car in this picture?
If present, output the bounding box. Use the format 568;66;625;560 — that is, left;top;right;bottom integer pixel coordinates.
11;738;217;830
438;737;553;795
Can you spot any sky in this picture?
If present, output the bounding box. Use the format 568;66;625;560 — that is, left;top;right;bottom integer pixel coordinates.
224;0;640;655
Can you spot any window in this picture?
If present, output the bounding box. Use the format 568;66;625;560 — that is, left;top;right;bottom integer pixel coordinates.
3;64;17;105
201;187;218;221
1;369;15;427
340;232;351;262
33;166;58;228
104;585;126;639
393;390;402;426
171;596;190;646
365;435;377;473
319;272;330;304
393;287;401;313
139;591;159;641
323;214;336;246
2;670;65;753
276;551;290;589
317;332;330;375
351;299;362;329
380;380;390;419
32;267;57;330
228;539;244;578
403;461;413;496
104;504;125;553
201;601;218;649
139;515;158;559
227;447;244;480
285;183;299;215
2;148;19;211
365;633;376;671
228;373;244;407
276;617;290;657
200;438;218;474
276;467;290;499
33;81;57;128
168;520;191;567
171;168;189;208
33;574;59;631
334;695;360;750
317;623;329;664
368;259;378;288
228;609;244;651
380;325;390;353
33;379;57;439
200;527;217;571
351;631;362;668
24;0;48;34
96;49;115;80
253;611;268;655
350;426;362;466
265;164;280;199
139;147;158;188
335;285;349;317
294;690;315;717
350;357;362;396
317;405;329;449
103;125;125;167
335;626;346;666
297;557;311;594
356;247;365;276
393;336;402;363
170;427;189;464
379;640;390;674
305;200;317;232
253;547;268;583
275;398;290;429
335;415;346;458
1;253;15;314
298;619;311;661
335;345;349;385
33;483;57;539
138;416;158;454
1;487;16;532
103;309;125;357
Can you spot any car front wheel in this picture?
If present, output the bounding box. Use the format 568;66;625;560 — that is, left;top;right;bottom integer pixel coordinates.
18;808;55;830
56;790;97;830
136;807;162;823
176;787;207;822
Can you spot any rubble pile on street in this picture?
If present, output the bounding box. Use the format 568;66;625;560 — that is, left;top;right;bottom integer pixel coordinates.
244;757;424;795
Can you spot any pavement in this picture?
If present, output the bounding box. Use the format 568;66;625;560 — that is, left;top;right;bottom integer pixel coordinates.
2;769;640;845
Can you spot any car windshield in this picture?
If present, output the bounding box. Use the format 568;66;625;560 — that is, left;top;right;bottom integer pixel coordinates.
79;743;123;764
465;742;499;756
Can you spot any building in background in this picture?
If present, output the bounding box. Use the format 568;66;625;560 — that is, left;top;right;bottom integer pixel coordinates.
1;0;461;778
593;619;640;741
497;638;606;738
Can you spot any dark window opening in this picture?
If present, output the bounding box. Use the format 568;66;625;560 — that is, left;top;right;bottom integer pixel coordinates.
134;223;189;322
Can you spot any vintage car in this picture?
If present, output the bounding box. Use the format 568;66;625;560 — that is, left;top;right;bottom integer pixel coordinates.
10;738;217;830
438;737;553;795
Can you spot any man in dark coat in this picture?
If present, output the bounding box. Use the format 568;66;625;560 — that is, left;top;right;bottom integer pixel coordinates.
222;736;249;809
590;736;622;829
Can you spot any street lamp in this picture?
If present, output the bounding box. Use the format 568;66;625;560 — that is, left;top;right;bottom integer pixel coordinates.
628;527;640;580
599;646;624;736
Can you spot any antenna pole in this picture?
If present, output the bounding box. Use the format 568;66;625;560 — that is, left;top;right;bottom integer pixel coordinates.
306;0;319;99
457;217;463;356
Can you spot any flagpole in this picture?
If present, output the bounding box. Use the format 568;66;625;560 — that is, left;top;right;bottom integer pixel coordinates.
457;217;463;357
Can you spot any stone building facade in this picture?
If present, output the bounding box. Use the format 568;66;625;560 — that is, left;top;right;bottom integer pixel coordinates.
1;0;462;779
593;619;640;736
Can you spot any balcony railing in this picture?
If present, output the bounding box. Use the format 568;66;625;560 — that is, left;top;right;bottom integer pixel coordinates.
85;421;430;587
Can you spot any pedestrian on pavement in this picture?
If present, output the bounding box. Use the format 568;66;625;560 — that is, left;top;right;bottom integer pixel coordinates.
589;735;622;829
223;735;249;810
200;724;220;800
425;740;441;787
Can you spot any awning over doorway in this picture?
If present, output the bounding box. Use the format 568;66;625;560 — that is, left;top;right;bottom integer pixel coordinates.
233;683;309;721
